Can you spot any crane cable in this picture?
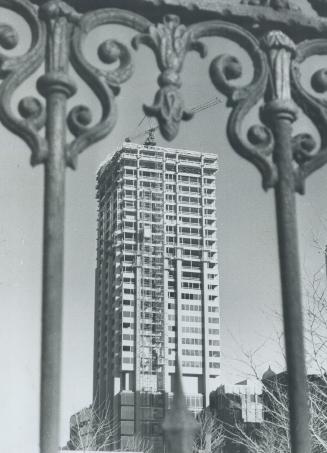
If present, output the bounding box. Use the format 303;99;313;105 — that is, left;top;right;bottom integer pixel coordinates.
125;96;223;142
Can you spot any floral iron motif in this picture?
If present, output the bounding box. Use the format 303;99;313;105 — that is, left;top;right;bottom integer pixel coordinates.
0;1;152;169
190;21;276;190
262;30;296;102
291;38;327;194
0;0;47;165
68;8;150;168
132;14;207;141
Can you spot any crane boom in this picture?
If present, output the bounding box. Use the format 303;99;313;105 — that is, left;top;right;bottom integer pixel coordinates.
125;96;223;144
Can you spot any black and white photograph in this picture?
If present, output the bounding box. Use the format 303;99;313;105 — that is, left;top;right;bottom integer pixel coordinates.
1;1;327;453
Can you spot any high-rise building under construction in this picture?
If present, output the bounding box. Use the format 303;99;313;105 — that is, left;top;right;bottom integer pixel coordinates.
93;141;220;450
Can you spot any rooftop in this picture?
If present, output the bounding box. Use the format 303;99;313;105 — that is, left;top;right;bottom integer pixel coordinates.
97;142;218;177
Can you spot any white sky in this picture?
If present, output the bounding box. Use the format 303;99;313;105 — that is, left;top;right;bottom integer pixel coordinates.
0;1;326;452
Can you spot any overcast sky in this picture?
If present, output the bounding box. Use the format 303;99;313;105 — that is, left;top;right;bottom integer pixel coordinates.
1;2;326;452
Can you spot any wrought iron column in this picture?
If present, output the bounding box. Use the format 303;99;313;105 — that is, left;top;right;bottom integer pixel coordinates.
163;359;199;453
37;3;77;453
204;22;327;452
263;31;311;453
267;101;311;452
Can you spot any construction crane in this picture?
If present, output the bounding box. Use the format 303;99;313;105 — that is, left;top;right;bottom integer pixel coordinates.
125;96;223;145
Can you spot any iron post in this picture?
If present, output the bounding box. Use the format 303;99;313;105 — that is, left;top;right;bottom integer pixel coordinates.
37;2;76;452
262;30;311;453
269;101;311;453
163;359;199;453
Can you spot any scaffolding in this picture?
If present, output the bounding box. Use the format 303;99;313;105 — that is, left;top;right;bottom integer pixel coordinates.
137;149;165;394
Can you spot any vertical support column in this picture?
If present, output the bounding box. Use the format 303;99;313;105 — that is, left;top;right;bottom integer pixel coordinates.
175;161;183;380
37;3;77;453
270;103;310;453
135;150;141;437
162;154;169;393
201;158;210;407
134;254;142;437
201;250;210;407
262;31;311;453
269;102;311;453
175;248;183;372
163;255;170;393
163;360;198;453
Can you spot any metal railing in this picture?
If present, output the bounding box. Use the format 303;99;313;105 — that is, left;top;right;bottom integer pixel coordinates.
2;0;327;452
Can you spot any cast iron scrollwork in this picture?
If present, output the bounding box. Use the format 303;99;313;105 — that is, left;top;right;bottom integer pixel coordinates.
67;9;151;169
1;0;327;189
0;0;46;165
240;0;292;10
132;14;207;141
307;0;327;15
190;21;276;190
291;39;327;194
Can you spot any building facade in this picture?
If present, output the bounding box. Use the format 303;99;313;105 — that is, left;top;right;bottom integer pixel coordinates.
93;142;220;449
211;382;263;424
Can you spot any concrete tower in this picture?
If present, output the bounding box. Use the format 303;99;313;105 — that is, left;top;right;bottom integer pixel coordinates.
93;142;220;450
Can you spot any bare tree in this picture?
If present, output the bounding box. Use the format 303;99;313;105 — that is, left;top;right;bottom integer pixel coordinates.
221;264;327;453
194;409;225;453
120;434;153;453
64;400;154;452
66;401;118;451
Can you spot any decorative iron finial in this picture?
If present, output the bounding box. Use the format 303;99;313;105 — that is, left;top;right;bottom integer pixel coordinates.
262;30;296;103
132;14;207;141
162;358;199;453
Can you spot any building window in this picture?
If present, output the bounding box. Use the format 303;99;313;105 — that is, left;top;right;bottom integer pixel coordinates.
182;315;202;323
166;174;176;181
208;328;219;335
182;326;202;334
209;317;219;323
182;304;201;312
182;349;202;356
182;281;201;289
166;184;175;191
182;361;203;368
123;346;133;352
209;363;220;368
122;357;134;364
123;300;134;306
208;284;217;290
182;338;203;345
181;293;202;301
